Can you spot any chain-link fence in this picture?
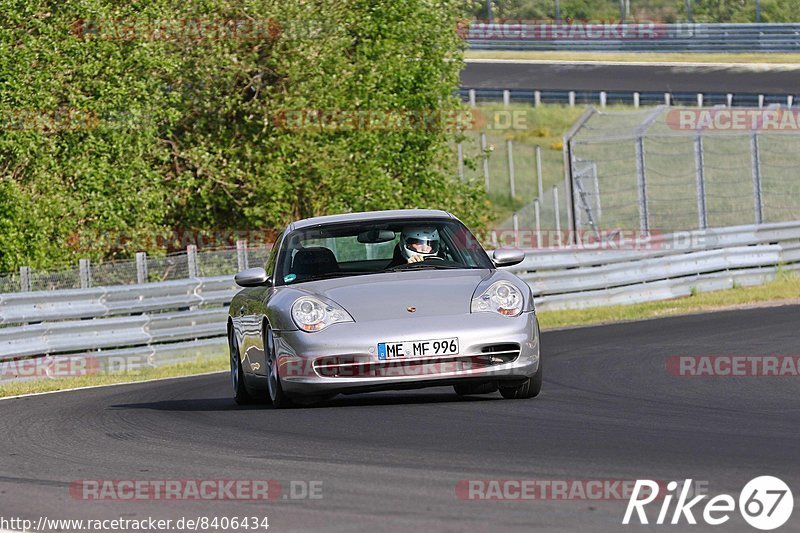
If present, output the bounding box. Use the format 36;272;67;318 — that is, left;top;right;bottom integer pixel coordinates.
567;106;800;235
0;242;273;294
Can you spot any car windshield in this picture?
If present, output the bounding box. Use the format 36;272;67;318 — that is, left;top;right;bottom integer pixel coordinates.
275;218;492;285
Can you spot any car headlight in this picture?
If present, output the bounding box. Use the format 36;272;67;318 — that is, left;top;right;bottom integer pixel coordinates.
471;281;523;317
291;296;353;332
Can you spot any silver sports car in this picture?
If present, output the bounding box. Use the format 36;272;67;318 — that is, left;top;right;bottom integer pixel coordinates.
228;209;541;407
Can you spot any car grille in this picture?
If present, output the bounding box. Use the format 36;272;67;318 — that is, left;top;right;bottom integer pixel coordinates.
313;343;520;379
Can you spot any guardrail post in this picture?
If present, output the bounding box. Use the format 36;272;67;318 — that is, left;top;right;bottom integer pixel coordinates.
468;89;476;108
633;92;640;108
568;91;576;107
788;95;794;108
635;135;650;234
480;132;490;193
534;199;541;248
512;213;520;247
236;240;249;271
187;245;199;278
19;266;31;292
457;142;465;181
758;94;764;108
136;252;148;284
534;90;541;108
664;93;671;106
599;91;607;108
694;135;708;229
506;139;516;199
697;93;703;107
79;259;92;289
727;93;734;107
503;89;510;107
750;132;764;224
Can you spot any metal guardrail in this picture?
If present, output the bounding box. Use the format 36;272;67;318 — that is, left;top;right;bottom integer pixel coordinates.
507;221;800;310
468;23;800;52
0;222;798;381
460;88;797;110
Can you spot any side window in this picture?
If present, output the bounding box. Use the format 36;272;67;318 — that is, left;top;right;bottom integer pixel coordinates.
265;231;283;277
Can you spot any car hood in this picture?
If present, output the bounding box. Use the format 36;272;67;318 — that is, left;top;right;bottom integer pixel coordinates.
303;269;495;322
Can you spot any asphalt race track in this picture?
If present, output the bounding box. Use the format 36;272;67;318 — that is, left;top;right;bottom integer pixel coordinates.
1;305;798;532
462;60;800;94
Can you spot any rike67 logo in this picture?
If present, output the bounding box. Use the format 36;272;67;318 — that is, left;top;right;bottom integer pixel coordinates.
623;476;793;530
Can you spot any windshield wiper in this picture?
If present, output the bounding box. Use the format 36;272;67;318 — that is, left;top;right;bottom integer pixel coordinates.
387;262;462;272
293;271;373;283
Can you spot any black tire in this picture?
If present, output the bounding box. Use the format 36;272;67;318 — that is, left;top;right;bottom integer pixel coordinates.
453;381;498;396
230;331;253;405
264;324;293;409
499;361;542;400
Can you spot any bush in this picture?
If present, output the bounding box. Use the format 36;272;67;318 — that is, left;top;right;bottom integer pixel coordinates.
0;0;487;271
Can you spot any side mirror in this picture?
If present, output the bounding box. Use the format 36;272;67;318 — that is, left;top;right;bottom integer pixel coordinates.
234;267;272;287
492;248;525;268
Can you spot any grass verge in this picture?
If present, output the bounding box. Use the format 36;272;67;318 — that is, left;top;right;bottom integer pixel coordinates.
537;272;800;330
465;50;800;65
0;356;228;399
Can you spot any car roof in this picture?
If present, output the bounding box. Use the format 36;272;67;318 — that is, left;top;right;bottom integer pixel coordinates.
287;209;455;231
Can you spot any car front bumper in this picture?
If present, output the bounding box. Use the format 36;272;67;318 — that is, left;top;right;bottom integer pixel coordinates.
274;311;539;398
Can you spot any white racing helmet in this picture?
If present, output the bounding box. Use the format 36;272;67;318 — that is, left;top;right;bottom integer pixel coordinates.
400;226;440;261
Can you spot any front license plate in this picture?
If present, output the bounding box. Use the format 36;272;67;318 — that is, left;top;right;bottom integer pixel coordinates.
377;338;459;360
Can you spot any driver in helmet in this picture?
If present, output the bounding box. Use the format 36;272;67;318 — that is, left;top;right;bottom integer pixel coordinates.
388;226;440;267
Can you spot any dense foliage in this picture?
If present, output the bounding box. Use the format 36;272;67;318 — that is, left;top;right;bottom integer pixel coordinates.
0;0;487;271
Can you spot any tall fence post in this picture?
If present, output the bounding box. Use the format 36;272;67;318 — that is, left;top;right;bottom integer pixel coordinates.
480;132;490;193
635;135;650;234
19;266;31;292
506;139;516;199
553;185;562;247
750;132;764;224
79;259;92;289
457;142;465;181
136;252;148;284
535;145;544;201
694;135;708;230
236;240;249;271
187;245;199;278
534;199;541;248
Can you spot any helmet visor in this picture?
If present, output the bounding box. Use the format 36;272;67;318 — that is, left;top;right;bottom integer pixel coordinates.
405;237;439;254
